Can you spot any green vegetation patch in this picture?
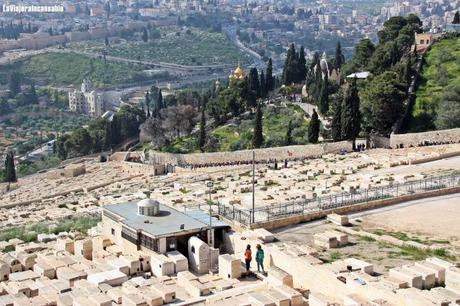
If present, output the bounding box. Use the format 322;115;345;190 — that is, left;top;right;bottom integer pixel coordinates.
411;36;460;131
0;215;101;243
388;246;456;261
163;105;309;153
0;53;150;88
69;27;247;66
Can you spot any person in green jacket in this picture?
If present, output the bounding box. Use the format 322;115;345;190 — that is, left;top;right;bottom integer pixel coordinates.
256;244;265;273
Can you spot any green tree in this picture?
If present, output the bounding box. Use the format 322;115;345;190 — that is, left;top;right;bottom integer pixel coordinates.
142;27;148;42
248;67;260;100
298;46;307;82
260;70;267;98
8;72;21;97
344;38;375;73
55;134;70;160
334;41;345;70
454;11;460;24
318;74;329;115
0;98;11;114
308;109;320;143
4;151;17;183
285;120;293;146
436;85;460;129
27;83;38;105
331;98;342;142
68;128;92;156
360;71;406;135
145;91;151;117
253;101;264;148
341;78;361;149
151;87;164;118
198;106;206;152
266;58;274;91
282;43;298;85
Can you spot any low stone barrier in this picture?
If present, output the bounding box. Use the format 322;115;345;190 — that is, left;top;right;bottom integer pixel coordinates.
149;141;352;166
390;128;460;148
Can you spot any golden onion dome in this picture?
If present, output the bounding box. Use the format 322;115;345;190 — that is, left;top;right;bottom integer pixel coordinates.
229;63;245;80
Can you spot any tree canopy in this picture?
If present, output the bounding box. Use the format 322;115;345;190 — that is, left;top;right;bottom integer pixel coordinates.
360;71;406;135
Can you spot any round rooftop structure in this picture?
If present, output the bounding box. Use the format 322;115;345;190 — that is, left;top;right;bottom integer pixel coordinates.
137;198;160;217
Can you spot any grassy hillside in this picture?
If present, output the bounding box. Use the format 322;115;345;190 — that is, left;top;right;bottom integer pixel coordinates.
410;35;460;132
69;27;247;66
0;52;153;88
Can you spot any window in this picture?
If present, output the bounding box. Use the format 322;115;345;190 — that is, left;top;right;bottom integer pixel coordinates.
111;228;115;235
420;39;425;44
426;40;430;44
191;246;195;254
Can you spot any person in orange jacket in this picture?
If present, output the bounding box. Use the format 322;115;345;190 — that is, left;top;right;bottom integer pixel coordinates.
244;244;252;272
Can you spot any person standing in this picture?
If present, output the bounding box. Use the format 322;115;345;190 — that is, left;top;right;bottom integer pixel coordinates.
256;244;265;273
244;244;252;272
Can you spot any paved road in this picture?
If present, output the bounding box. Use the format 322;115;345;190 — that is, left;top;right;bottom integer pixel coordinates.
223;25;265;70
291;101;331;128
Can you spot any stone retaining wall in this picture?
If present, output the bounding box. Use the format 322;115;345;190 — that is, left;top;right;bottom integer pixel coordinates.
390;128;460;148
149;141;352;166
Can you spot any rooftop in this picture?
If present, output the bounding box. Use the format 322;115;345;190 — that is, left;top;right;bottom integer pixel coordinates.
104;201;227;238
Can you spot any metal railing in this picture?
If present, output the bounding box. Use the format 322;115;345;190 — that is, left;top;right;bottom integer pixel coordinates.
215;173;460;226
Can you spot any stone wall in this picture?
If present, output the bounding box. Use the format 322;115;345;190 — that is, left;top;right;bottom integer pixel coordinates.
149;141;352;166
390;128;460;148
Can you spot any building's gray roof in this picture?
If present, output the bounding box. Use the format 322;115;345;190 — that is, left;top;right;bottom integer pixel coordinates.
104;202;227;238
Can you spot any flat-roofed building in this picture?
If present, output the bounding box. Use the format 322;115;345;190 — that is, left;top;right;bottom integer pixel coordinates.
101;198;228;256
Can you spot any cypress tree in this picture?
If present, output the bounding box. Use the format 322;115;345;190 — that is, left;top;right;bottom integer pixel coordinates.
298;46;307;82
253;102;264;148
282;43;297;85
308;109;320;144
341;78;361;150
453;11;460;24
104;119;112;150
331;99;342;141
4;151;16;183
266;58;274;91
145;91;150;117
158;89;163;109
248;67;260;98
285;120;293;146
28;83;38;104
8;72;21;98
310;51;320;70
260;70;267;98
334;41;345;70
142;28;148;42
198;106;206;152
318;74;329;115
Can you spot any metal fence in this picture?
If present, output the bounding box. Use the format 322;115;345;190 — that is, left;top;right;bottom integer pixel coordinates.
215;173;460;227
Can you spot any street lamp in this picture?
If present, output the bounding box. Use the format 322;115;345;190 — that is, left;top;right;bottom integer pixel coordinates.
206;181;214;246
206;180;214;273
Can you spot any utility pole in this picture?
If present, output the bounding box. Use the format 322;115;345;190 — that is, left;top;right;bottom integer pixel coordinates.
252;150;255;224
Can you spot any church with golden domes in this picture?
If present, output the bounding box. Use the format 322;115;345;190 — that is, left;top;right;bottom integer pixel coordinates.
228;63;246;81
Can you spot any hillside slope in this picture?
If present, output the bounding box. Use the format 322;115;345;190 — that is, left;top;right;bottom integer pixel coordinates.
409;35;460;132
